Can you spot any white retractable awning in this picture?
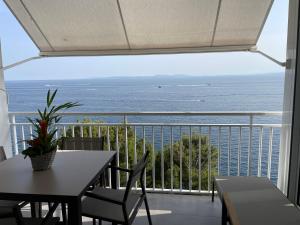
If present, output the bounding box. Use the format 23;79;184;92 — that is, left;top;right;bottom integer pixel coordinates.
4;0;273;57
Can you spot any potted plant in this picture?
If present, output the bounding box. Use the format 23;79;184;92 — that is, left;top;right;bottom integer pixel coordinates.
23;89;80;171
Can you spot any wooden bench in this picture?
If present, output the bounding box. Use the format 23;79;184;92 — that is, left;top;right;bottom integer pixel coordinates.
212;176;300;225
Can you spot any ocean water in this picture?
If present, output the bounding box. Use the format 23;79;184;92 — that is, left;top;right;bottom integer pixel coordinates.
6;73;284;183
7;73;284;113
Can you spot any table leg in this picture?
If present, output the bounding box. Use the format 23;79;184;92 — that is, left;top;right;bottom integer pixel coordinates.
111;154;117;189
68;198;82;225
30;202;36;218
221;198;227;225
30;202;42;218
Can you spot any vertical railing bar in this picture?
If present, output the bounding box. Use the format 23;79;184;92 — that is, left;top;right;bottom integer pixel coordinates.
217;126;221;176
238;126;241;176
107;126;111;188
125;118;129;182
228;126;231;176
72;126;75;137
10;115;18;155
21;125;26;150
248;115;253;176
152;126;155;190
80;126;83;138
106;126;110;150
161;126;164;190
268;127;273;179
29;125;33;140
89;125;93;149
189;126;192;191
134;127;137;164
98;126;101;138
143;126;146;189
134;126;137;189
89;126;92;138
116;126;120;189
9;115;19;155
198;126;202;192
180;126;183;191
171;126;174;191
258;127;263;177
208;126;212;192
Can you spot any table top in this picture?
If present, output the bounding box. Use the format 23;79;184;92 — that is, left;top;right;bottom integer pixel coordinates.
0;151;116;199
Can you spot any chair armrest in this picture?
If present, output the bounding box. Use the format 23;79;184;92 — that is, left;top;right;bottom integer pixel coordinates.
84;191;123;205
0;201;28;209
108;166;132;173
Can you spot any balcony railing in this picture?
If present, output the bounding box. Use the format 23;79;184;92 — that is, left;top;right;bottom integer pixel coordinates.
8;111;282;194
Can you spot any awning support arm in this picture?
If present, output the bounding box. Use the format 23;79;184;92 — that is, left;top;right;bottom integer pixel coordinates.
250;48;286;67
0;48;286;71
0;56;42;71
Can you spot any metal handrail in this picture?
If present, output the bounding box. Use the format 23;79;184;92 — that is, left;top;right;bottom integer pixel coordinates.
10;122;282;127
8;111;283;116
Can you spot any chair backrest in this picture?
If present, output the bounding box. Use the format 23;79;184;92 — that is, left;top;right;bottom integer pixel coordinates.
60;137;104;151
0;146;7;162
123;151;149;202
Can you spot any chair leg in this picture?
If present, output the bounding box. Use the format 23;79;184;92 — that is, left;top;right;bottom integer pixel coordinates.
144;197;152;225
38;202;42;218
92;218;96;225
99;219;102;225
61;203;67;225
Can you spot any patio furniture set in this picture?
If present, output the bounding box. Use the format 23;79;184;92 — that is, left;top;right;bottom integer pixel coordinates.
0;138;152;225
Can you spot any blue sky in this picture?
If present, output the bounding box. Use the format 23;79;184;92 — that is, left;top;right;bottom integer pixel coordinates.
0;1;288;81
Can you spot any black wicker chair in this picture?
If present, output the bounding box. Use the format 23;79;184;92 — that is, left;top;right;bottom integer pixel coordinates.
59;137;106;224
81;151;152;225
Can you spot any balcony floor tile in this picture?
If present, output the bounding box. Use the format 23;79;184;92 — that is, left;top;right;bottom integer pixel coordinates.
83;193;222;225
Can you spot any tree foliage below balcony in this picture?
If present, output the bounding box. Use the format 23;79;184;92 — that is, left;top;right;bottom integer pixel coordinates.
64;118;218;191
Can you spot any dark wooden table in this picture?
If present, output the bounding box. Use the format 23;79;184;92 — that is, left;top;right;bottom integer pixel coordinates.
0;151;117;225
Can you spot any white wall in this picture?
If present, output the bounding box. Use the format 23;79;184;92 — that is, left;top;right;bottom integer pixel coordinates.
0;43;12;158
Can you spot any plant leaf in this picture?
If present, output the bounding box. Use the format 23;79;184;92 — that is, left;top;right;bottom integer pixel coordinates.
48;89;57;107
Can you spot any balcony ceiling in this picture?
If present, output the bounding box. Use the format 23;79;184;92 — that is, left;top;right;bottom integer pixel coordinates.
4;0;273;56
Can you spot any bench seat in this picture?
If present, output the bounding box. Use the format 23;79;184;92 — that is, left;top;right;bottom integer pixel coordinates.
213;176;300;225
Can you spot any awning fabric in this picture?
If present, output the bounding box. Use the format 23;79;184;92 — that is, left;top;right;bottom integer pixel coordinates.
4;0;273;56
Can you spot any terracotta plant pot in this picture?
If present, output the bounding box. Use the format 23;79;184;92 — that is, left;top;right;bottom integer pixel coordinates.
30;150;56;171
